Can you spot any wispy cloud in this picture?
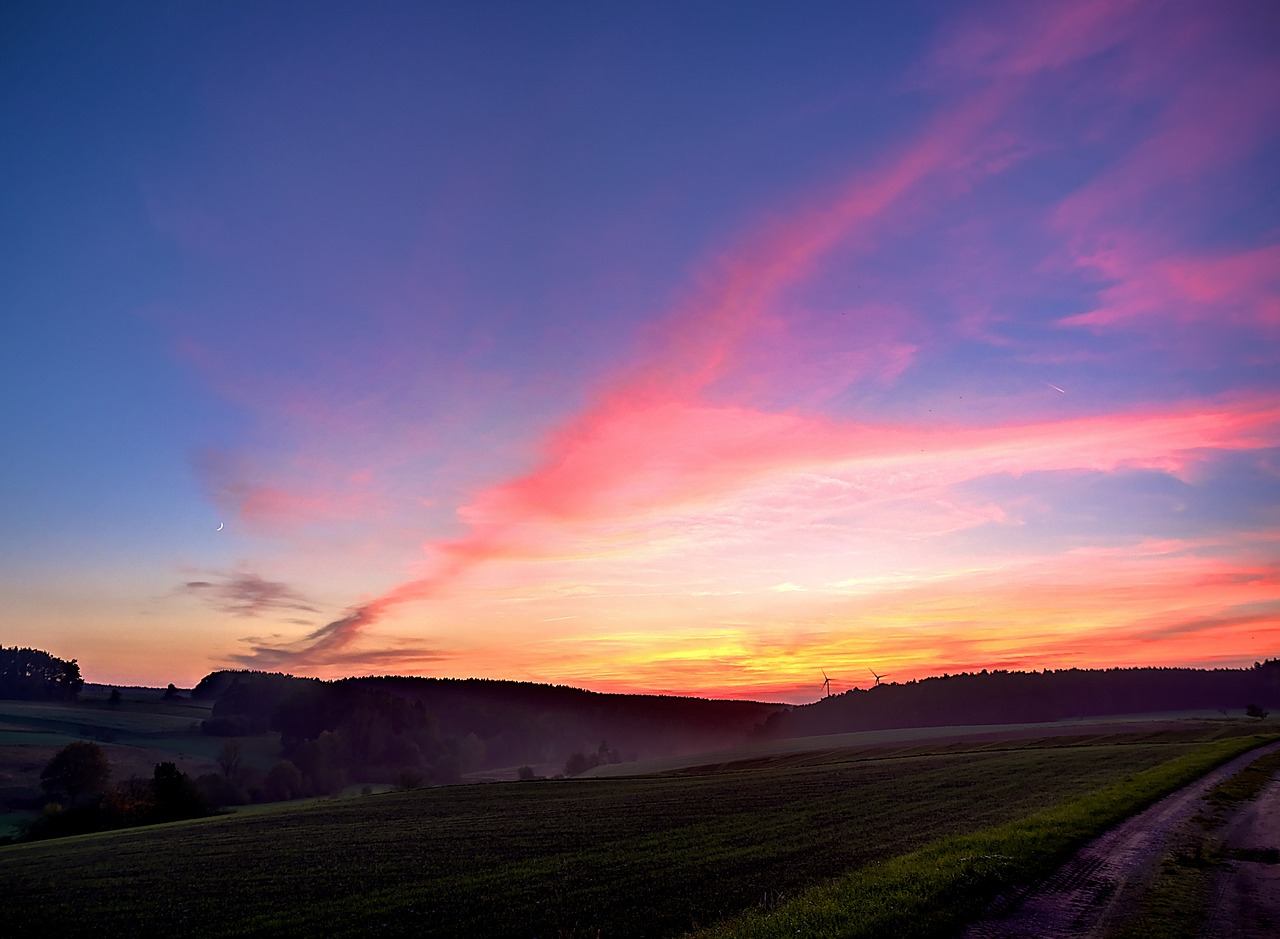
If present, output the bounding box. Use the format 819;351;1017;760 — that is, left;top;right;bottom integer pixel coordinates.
181;572;319;618
209;1;1280;689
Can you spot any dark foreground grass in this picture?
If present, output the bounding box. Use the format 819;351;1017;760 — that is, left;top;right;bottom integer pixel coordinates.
0;727;1269;938
694;733;1275;939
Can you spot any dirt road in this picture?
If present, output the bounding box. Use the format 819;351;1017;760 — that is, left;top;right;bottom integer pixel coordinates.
961;740;1280;938
1200;769;1280;938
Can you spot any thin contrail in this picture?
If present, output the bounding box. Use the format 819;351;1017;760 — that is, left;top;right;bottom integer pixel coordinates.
1045;381;1066;394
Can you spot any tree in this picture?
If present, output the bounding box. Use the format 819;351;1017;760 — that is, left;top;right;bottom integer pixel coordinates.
517;765;537;781
216;740;243;781
151;762;209;821
108;688;122;707
0;646;84;700
163;683;179;700
263;761;304;801
1246;703;1269;719
40;741;110;805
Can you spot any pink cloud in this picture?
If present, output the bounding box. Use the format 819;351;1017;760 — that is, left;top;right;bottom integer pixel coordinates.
924;0;1157;85
234;390;1280;669
225;1;1280;682
1046;27;1280;342
1054;59;1280;238
1062;242;1280;332
196;449;383;533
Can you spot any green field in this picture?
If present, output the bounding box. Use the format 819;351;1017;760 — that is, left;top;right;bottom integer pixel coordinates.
0;723;1271;938
0;695;213;742
0;694;260;837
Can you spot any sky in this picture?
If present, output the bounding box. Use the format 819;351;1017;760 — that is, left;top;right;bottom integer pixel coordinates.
2;1;1278;703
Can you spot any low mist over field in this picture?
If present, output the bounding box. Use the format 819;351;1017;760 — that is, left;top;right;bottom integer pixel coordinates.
4;642;1280;935
5;645;1279;818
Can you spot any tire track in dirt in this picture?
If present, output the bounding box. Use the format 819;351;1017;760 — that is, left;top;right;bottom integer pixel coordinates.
1200;769;1280;938
960;739;1280;939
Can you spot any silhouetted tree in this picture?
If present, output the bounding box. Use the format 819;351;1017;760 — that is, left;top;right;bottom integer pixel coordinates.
263;761;304;801
40;741;110;806
107;688;122;707
151;762;209;821
1247;703;1269;719
292;731;347;795
163;683;179;700
216;740;243;781
0;646;84;700
518;765;537;781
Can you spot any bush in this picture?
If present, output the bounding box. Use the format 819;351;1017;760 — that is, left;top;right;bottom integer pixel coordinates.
100;778;156;826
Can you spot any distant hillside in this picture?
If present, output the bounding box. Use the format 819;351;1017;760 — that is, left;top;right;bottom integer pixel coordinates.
761;662;1280;739
193;670;785;788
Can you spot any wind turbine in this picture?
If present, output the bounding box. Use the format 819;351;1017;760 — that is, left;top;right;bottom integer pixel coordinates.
820;670;832;698
868;667;888;686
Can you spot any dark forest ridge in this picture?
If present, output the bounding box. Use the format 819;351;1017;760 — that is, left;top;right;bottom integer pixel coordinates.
191;669;784;787
188;661;1280;781
5;650;1279;816
761;660;1280;739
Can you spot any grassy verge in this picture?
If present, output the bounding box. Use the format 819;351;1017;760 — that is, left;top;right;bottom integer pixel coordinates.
694;734;1276;939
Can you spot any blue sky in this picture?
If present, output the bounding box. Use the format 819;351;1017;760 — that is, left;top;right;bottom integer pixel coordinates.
2;1;1277;700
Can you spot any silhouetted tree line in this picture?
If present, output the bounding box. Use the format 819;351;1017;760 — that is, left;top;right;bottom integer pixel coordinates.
16;741;215;843
761;661;1280;738
0;646;83;700
194;670;781;795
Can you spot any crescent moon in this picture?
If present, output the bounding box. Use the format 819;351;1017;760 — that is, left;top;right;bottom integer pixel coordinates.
216;522;224;531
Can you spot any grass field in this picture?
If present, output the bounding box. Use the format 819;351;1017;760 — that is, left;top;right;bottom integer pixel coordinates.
0;693;216;744
582;712;1243;779
0;693;271;837
0;723;1271;937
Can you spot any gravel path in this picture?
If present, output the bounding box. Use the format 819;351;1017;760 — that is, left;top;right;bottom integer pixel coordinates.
960;740;1280;939
1200;769;1280;938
